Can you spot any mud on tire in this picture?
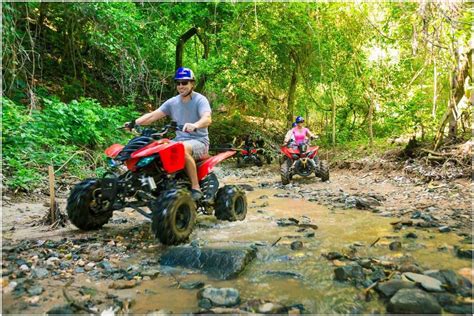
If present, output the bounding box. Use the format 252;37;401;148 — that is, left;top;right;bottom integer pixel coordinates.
215;185;247;221
67;179;113;230
280;157;292;185
318;160;330;182
150;189;196;245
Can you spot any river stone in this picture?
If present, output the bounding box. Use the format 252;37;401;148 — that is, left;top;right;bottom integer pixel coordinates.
197;287;240;307
389;241;402;251
159;246;256;280
290;241;303;250
456;247;473;259
47;304;78;314
198;298;212;309
180;281;205;289
403;272;444;292
27;285;43;296
443;303;474;314
387;288;441;314
31;267;49;279
334;263;365;281
376;280;416;297
258;302;285;313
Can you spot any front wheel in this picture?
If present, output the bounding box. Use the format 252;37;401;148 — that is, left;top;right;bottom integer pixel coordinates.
280;158;292;185
67;179;113;230
215;185;247;221
150;189;197;245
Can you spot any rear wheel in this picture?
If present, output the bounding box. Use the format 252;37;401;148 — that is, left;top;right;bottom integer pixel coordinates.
67;179;113;230
215;185;247;221
319;160;330;182
255;157;263;167
150;189;196;245
280;158;292;185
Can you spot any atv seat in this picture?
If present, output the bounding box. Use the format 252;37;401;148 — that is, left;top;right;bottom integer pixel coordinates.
196;154;211;165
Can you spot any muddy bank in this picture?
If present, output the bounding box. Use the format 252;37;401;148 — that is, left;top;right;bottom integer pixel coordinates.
2;162;473;314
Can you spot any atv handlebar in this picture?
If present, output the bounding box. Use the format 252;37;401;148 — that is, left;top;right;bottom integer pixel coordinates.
122;121;185;139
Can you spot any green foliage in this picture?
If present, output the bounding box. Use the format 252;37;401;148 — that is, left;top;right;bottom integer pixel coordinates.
2;2;471;192
2;97;137;190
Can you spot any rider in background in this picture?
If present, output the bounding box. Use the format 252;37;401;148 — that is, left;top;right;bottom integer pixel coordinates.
284;116;316;146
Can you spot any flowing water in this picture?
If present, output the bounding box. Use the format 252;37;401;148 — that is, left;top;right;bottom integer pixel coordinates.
128;180;469;314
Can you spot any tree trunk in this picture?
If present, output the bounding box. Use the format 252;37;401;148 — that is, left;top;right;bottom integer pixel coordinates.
175;27;198;70
368;95;374;148
287;64;297;128
434;48;472;149
330;83;336;146
195;29;209;92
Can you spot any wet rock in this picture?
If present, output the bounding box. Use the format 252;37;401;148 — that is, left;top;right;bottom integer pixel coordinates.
376;280;416;298
276;218;299;226
290;241;303;250
387;288;441;314
197;287;240;307
238;184;254;191
31;267;49;279
325;252;343;260
438;226;451;233
198;298;212;309
160;246;257;280
443;303;474;314
140;269;160;279
334;263;365;281
456;247;473;259
370;268;386;282
403;272;444;292
432;292;456;306
399;264;423;274
405;232;418;239
47;304;78;315
27;285;43;296
424;269;468;294
304;232;315;238
19;264;30;272
109;280;138;289
258;302;285;313
181;281;205;289
88;249;105;262
389;241;402;251
264;270;304;279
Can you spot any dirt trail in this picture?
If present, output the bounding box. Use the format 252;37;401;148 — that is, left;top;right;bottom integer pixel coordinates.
1;164;472;314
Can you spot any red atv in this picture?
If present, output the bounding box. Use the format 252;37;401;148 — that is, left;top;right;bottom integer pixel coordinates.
279;139;329;184
66;122;247;245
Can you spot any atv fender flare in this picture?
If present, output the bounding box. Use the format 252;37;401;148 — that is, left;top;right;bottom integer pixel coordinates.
197;150;236;181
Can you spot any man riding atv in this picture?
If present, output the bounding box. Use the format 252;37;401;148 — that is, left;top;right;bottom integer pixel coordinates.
125;67;210;201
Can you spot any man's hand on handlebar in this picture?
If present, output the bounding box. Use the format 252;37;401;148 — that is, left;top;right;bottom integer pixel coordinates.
123;120;137;131
182;123;198;133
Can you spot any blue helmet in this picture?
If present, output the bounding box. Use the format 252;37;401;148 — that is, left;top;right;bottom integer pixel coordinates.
174;67;195;81
292;122;297;128
295;116;305;123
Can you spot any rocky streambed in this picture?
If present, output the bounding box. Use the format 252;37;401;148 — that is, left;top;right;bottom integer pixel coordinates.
2;163;472;314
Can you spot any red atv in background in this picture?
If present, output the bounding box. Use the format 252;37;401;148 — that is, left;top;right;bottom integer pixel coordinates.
279;139;329;184
66;122;247;245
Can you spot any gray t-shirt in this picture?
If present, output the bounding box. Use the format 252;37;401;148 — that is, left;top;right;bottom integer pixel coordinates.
158;91;212;145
